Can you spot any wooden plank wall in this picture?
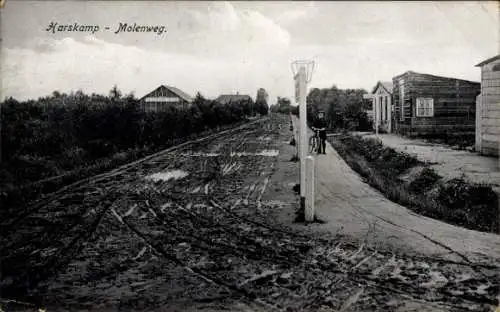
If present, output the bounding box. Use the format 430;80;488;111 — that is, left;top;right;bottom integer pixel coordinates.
476;94;483;152
393;71;480;136
392;73;412;130
478;59;500;156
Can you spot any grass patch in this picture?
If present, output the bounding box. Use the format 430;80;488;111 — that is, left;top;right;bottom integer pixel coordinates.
329;134;499;233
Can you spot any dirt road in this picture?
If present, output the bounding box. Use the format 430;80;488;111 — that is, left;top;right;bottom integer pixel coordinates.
0;114;498;312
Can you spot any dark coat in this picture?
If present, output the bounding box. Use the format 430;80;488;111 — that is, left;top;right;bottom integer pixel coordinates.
313;118;327;139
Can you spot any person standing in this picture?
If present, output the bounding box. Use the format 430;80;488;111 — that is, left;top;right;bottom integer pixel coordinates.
312;111;327;154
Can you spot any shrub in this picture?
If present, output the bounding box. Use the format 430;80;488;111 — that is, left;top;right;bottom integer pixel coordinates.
437;178;499;232
408;167;441;192
84;139;117;159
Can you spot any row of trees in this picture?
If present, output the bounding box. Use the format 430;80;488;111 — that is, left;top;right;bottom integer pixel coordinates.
271;85;372;131
1;87;266;188
306;85;372;130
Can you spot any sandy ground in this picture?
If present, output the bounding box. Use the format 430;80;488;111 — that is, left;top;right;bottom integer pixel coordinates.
291;116;500;266
1;115;499;312
358;133;500;188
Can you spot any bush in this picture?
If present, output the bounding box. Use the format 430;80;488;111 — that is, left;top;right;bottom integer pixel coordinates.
408;167;441;192
339;136;420;175
84;139;117;159
437;178;499;232
10;155;60;182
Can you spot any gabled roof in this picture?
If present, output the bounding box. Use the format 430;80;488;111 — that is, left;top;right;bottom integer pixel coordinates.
166;85;194;102
475;54;500;67
215;94;253;105
371;81;393;94
140;85;193;103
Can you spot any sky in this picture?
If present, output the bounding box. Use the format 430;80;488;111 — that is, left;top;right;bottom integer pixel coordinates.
1;1;499;103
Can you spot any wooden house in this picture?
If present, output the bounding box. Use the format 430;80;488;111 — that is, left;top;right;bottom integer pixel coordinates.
475;54;500;156
392;71;480;136
140;85;193;113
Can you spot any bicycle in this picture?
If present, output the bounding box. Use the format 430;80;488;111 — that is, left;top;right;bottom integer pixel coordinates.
309;128;321;153
310;127;326;154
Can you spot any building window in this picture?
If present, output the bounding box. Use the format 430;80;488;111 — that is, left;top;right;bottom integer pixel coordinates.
416;98;434;117
492;64;500;71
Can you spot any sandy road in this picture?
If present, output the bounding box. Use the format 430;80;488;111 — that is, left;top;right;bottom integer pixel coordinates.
0;114;498;312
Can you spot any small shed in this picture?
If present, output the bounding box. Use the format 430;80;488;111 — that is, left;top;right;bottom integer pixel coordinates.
392;71;480;136
369;81;394;133
140;85;193;113
475;54;500;156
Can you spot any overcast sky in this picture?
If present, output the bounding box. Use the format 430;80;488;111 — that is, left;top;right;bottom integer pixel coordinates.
1;1;498;102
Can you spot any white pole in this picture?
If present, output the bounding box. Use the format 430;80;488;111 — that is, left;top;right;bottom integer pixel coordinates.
375;97;379;136
299;65;307;209
305;156;315;222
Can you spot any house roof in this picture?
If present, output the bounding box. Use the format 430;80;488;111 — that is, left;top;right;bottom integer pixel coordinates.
393;70;480;85
140;85;194;103
371;81;393;94
475;54;500;67
215;94;253;105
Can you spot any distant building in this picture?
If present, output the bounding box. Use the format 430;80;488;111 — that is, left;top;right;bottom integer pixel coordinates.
364;81;394;133
392;71;480;136
475;54;500;156
140;85;193;112
215;94;253;105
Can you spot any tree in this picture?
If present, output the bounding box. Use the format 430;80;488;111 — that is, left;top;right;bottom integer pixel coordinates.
306;85;369;130
255;88;269;115
274;97;292;114
255;99;268;116
109;85;122;101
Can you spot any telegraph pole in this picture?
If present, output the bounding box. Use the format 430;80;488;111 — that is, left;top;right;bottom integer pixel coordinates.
298;65;307;208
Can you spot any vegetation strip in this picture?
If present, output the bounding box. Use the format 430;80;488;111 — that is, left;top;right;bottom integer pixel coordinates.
328;134;499;234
